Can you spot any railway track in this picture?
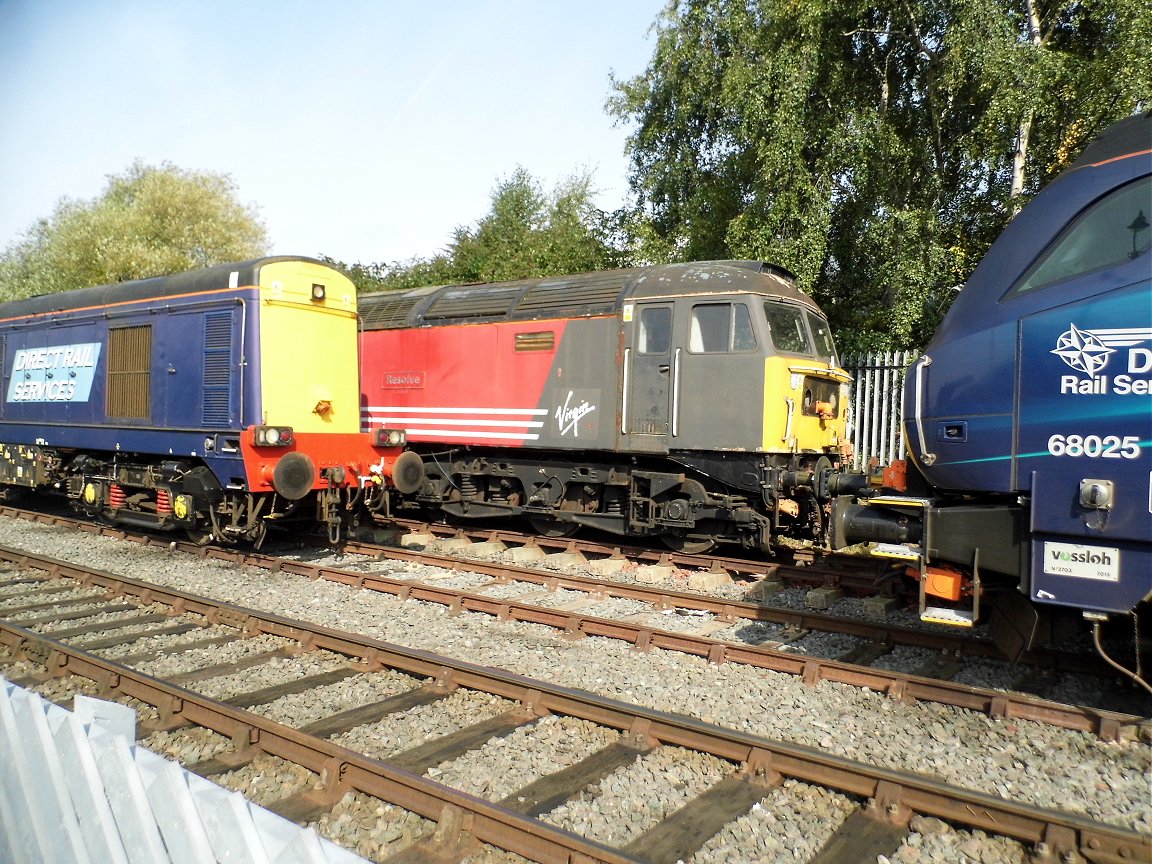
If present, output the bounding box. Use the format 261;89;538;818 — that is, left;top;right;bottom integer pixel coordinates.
2;551;1149;864
0;504;1147;739
369;516;892;591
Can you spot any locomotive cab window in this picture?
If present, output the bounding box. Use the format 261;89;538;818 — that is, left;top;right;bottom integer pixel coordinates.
1006;175;1152;297
763;301;813;356
637;306;672;354
806;311;839;365
689;303;757;353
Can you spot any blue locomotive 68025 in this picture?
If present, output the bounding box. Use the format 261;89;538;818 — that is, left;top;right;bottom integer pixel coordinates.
832;113;1151;667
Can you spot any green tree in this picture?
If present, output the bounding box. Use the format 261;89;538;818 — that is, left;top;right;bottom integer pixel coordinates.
447;167;621;283
334;168;622;294
0;161;267;300
610;0;1150;350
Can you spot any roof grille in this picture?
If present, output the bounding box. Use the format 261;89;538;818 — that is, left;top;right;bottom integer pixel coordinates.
513;271;633;316
359;293;422;329
424;286;523;320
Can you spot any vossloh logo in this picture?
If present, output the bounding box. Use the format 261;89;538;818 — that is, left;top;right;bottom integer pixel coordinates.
1043;541;1120;581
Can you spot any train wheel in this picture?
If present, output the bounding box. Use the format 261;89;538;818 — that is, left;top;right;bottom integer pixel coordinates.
185;528;215;546
658;479;715;554
661;533;715;554
528;516;580;538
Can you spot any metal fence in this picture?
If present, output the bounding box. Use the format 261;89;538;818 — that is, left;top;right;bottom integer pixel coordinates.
0;677;366;864
840;350;918;470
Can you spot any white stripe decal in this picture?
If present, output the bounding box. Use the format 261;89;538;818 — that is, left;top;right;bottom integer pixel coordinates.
367;417;543;429
366;406;547;416
400;429;539;440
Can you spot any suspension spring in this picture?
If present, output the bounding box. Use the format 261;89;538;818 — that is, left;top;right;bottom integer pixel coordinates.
108;484;125;509
156;489;173;516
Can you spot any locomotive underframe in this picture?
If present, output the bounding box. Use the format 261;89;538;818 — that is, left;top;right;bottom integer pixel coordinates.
830;493;1030;581
0;443;367;546
406;446;842;551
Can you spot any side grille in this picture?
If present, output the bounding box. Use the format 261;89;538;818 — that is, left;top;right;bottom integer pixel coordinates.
514;331;555;352
105;325;152;419
202;312;232;426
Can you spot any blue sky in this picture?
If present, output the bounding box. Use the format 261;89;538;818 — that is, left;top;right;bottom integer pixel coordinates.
0;1;665;265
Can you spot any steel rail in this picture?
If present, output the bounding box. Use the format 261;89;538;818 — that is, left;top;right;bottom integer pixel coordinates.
373;515;886;585
0;538;1143;742
0;563;1147;863
192;546;1139;739
0;505;1103;673
338;533;1105;675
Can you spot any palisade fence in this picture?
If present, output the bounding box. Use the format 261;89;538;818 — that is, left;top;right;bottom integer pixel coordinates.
0;678;365;864
839;350;919;471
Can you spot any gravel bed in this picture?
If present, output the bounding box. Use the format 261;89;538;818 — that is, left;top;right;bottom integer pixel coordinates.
141;726;234;765
690;779;856;863
543;745;730;845
431;715;620;802
2;519;1149;850
333;690;517;761
24;670;103;703
887;817;1027;864
641;608;722;633
574;597;653;618
92;622;236;661
527;587;598;609
313;791;435;862
252;669;415;727
2;658;47;682
287;539;1114;679
407;571;494;591
323;540;1076;681
868;644;948;675
472;580;545;600
133;632;293;678
714;620;790;646
0;584;105;607
191;650;352;702
212;753;316;806
0;575;52;594
27;603;159;633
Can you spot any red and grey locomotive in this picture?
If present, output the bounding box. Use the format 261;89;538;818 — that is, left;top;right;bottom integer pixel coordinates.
358;261;852;553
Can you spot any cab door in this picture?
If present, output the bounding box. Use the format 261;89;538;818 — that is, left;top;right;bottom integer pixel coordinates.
624;302;673;452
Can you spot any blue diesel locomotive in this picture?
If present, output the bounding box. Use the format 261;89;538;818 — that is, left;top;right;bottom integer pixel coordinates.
0;257;422;545
832;114;1151;668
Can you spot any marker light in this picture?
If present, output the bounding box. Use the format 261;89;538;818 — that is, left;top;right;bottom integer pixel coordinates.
373;427;407;447
253;426;294;447
311;283;326;301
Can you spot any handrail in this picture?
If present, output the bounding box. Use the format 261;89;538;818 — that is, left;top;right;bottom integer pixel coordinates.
912;354;935;466
620;348;630;434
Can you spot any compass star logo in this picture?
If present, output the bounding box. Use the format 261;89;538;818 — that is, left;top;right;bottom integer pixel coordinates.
1051;324;1116;375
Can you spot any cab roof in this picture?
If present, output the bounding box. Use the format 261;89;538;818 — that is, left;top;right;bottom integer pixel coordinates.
0;256;328;322
359;260;820;330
